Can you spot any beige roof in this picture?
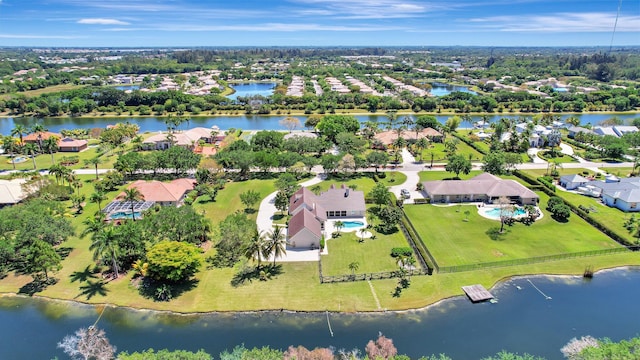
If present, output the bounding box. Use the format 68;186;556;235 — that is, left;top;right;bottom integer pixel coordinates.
373;127;442;145
143;127;214;147
422;173;539;200
58;137;88;148
0;179;27;204
119;179;195;203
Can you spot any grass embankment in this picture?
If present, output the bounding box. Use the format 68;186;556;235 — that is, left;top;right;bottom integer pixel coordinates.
0;84;84;100
0;144;119;172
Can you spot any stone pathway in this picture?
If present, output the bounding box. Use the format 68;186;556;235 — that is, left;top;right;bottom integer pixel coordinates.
367;280;382;310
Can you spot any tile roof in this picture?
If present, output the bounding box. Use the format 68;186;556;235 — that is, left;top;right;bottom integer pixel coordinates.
119;179;195;203
143;127;215;147
373;127;442;145
288;208;322;239
23;131;61;142
58;137;88;148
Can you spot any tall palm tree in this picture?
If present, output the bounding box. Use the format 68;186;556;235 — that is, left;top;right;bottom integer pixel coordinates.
84;157;103;180
22;143;38;170
42;136;59;165
81;212;107;239
89;191;107;212
1;135;18;170
122;188;144;221
348;261;359;276
48;164;65;185
244;230;266;268
265;226;286;266
11;124;28;145
30;123;48;151
89;226;121;279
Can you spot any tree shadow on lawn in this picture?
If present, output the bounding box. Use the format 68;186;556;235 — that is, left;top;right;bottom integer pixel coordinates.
70;265;101;283
76;279;109;300
231;264;283;287
18;277;58;296
56;247;74;260
271;214;286;221
486;226;510;241
138;278;199;302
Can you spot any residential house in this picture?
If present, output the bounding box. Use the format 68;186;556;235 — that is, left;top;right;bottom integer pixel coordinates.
583;177;640;212
613;126;639;137
142;127;222;150
0;179;27;206
287;185;366;248
421;173;539;205
57;137;88;152
23;131;62;144
559;174;590;190
373;128;443;147
567;126;593;139
514;123;552;148
117;179;196;207
593;126;619;137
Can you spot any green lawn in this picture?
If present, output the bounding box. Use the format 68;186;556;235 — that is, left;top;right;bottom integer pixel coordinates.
537;151;577;164
315;172;406;195
600;167;635;177
418;170;483;182
404;191;621;267
321;227;410;276
416;140;485;163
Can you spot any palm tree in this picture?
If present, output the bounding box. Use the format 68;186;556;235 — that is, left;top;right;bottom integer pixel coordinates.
11;124;28;145
89;191;107;212
1;135;18;170
84;157;103;180
48;164;65;185
89;226;121;279
122;188;144;221
22;143;38;170
415;137;429;162
81;212;107;239
30;123;48;151
334;221;344;234
348;261;359;276
359;228;367;242
265;226;286;266
42;136;59;165
244;230;267;268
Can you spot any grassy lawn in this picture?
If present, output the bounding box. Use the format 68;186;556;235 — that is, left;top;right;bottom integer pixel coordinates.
537;151;577;164
321;227;410;276
404;191;621;267
418;170;483;182
3;84;84;99
600;167;635;177
315;172;406;195
416;141;485;163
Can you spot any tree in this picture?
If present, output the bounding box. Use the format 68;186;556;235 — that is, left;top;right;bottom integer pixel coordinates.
244;230;267;268
376;206;403;233
25;239;61;282
58;327;116;360
445;154;471;178
265;226;286;266
334;220;344;235
146;241;202;282
348;261;359;276
1;135;18;170
279;116;301;133
550;203;571;222
42;136;59;165
415;137;429;162
497;196;514;233
11;124;28;145
90;226;122;279
275;172;300;198
316;115;360;142
84;157;103;180
366;151;389;173
482;151;506;175
369;182;391;208
274;191;290;215
320;154;340;174
365;334;398;360
415;115;439;130
504;153;523;173
122;188;144;221
22;143;38;170
304;114;322;130
240;190;261;211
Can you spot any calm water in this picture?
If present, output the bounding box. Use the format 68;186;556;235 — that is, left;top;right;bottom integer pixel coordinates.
429;82;477;96
227;82;276;100
0;269;639;359
1;113;638;136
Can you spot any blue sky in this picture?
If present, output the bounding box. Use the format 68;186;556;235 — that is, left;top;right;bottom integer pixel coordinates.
0;0;638;47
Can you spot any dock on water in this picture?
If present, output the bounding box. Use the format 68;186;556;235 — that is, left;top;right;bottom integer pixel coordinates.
462;284;494;303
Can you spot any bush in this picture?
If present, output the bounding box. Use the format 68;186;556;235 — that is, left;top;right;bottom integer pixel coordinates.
391;247;413;258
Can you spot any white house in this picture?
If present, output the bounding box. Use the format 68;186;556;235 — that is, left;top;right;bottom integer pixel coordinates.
559;174;589;190
593;126;619;137
613;126;639;137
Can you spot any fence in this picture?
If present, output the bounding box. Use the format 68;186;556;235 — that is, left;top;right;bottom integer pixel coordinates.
320;268;430;284
438;247;636;273
401;209;440;272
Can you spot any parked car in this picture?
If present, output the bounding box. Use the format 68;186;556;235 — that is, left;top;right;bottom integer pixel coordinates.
401;189;410;199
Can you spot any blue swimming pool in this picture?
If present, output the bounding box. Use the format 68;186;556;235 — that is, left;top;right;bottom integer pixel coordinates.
109;211;142;220
483;207;526;220
342;221;365;229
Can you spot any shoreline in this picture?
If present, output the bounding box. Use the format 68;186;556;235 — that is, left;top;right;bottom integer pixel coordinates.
0;110;638;120
2;265;636;317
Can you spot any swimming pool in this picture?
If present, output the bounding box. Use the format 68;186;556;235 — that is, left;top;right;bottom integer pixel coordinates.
6;156;27;164
342;221;365;229
109;211;142;220
483;207;526;220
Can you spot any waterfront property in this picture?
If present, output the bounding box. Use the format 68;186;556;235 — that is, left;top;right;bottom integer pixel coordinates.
421;173;539;205
373;127;443;147
57;137;88;152
22;131;61;144
142;127;224;150
288;185;366;248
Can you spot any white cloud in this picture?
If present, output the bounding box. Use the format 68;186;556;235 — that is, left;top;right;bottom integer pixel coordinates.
78;18;130;25
102;22;403;32
0;34;86;39
469;12;640;32
289;0;435;19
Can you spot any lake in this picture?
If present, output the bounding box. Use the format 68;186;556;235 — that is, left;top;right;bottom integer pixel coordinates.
1;268;639;359
0;113;638;136
227;82;276;100
429;82;477;96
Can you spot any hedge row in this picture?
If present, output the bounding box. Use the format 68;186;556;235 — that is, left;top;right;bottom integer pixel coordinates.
537;177;557;192
453;132;488;155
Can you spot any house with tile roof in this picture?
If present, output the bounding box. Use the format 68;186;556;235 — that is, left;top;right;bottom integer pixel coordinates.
373;127;443;147
23;131;61;144
58;137;88;152
287;185;366;248
421;173;539;205
118;179;196;207
142;127;223;150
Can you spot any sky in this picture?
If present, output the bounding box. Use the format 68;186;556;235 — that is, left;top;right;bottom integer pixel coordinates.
0;0;638;47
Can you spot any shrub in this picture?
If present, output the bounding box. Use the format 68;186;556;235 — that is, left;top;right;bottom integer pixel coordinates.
391;247;413;258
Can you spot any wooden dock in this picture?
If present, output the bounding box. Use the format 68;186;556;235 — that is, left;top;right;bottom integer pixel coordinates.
462;284;494;303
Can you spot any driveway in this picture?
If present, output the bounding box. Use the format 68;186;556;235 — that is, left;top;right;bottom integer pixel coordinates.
527;148;547;164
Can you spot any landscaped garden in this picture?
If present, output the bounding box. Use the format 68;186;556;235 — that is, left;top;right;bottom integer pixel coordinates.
404;191;622;267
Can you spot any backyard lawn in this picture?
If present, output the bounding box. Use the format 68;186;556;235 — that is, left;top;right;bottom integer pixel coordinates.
314;172;406;195
1;142;120;172
321;226;410;276
404;191;621;267
419;170;483;182
416;140;485;163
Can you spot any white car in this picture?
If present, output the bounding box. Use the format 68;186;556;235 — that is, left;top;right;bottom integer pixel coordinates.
400;189;410;199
